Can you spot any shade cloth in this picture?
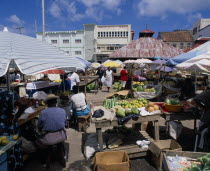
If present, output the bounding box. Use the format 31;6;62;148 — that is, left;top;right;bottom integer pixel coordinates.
0;30;85;77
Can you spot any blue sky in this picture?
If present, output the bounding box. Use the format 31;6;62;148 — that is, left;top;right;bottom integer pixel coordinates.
0;0;210;39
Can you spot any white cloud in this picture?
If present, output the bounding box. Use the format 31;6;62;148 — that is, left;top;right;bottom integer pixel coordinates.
7;15;24;26
136;0;210;18
49;0;124;22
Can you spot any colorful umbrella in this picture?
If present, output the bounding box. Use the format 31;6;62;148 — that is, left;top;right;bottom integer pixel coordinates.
41;69;65;74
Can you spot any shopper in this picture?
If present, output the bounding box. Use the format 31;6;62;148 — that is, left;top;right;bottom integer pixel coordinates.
69;70;80;93
60;75;71;92
96;67;104;89
120;66;128;90
104;67;113;93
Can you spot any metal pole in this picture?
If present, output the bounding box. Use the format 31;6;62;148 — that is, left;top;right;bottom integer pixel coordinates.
6;70;10;91
42;0;45;41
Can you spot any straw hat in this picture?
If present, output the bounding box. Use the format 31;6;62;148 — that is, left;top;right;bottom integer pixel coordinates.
44;94;59;102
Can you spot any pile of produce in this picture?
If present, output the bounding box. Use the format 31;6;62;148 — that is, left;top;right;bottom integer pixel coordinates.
113;82;122;91
145;102;160;112
133;82;144;86
165;98;181;105
105;125;141;137
53;79;62;83
87;83;97;90
103;98;117;109
117;98;148;109
132;86;156;92
115;106;140;118
0;136;9;146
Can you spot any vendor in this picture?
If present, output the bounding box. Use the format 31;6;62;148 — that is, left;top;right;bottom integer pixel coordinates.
192;89;210;152
39;74;51;82
59;75;71;92
70;92;89;122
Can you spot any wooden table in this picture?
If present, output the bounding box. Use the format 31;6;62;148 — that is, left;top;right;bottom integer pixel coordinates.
79;76;99;95
17;106;45;126
93;113;160;156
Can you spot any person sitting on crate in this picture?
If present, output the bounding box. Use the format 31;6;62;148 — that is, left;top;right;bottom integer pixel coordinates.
36;94;67;168
70;92;90;123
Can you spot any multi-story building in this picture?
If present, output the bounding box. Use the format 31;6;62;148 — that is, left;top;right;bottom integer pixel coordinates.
157;30;193;51
36;30;84;58
84;24;133;63
192;18;210;40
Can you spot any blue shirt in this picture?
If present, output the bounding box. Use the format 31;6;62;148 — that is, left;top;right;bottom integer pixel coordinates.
38;107;66;132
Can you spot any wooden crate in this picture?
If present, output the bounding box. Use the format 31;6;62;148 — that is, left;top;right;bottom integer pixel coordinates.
163;150;209;171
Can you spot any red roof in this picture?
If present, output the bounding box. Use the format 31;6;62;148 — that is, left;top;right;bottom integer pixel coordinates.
140;29;154;33
109;37;183;58
184;38;210;52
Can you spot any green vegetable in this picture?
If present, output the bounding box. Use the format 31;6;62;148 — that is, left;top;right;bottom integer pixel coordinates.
131;108;139;115
125;110;131;116
183;163;201;171
116;109;125;117
137;86;143;92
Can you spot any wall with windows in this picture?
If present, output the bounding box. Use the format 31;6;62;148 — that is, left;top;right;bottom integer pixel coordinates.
192;19;210;40
36;31;84;58
166;42;192;50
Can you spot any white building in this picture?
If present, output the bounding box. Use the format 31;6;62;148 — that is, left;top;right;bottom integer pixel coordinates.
36;30;84;58
84;24;133;62
192;18;210;40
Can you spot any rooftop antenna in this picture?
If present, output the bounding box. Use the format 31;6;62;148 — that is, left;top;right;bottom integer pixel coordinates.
16;27;24;34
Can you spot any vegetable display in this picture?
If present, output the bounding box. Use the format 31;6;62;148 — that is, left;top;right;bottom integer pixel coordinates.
165;98;181;105
103;98;117;109
132;85;156;93
113;82;122;91
145;102;160;112
87;83;97;90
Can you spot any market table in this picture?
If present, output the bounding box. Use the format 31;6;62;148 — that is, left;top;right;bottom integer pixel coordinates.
79;76;99;95
93;113;160;157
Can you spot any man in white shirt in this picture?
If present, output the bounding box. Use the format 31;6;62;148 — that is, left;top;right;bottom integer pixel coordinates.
69;71;80;93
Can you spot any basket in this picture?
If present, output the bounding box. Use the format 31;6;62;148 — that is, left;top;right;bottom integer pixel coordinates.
164;103;183;112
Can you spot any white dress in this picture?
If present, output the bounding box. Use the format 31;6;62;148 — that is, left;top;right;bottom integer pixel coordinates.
104;70;113;87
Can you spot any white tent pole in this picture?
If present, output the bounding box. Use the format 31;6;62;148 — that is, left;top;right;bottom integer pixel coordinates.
42;0;45;41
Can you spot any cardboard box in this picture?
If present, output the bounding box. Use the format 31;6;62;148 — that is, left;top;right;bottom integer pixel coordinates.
93;151;130;171
149;139;182;171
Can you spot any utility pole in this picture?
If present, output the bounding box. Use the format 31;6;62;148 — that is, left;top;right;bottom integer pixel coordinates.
16;27;24;34
42;0;45;41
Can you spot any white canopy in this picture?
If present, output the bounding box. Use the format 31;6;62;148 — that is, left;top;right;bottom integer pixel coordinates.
0;30;85;77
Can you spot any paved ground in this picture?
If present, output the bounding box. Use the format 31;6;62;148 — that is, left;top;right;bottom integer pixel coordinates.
20;88;196;171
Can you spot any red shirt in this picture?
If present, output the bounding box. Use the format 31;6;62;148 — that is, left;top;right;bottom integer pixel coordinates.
120;69;128;81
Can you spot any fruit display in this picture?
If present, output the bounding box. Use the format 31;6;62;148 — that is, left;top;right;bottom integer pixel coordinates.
117;98;148;109
12;135;19;141
103;98;117;109
113;82;122;91
133;82;144;86
132;85;156;92
53;79;62;82
0;136;9;146
145;102;160;112
165;98;181;105
116;108;126;117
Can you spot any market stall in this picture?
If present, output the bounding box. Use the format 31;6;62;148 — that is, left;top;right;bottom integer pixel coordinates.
79;76;99;95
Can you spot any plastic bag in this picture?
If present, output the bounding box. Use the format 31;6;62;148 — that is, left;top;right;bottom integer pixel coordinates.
92;109;104;118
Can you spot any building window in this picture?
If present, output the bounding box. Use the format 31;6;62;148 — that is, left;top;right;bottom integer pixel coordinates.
115;32;117;37
97;47;100;49
173;43;176;48
75;51;81;55
106;32;109;37
112;32;114;37
75;39;82;43
187;43;191;48
126;32;128;37
51;40;57;44
63;39;69;44
123;32;126;37
98;32;100;37
193;27;197;35
107;47;114;50
109;32;111;37
66;51;69;54
180;43;184;49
